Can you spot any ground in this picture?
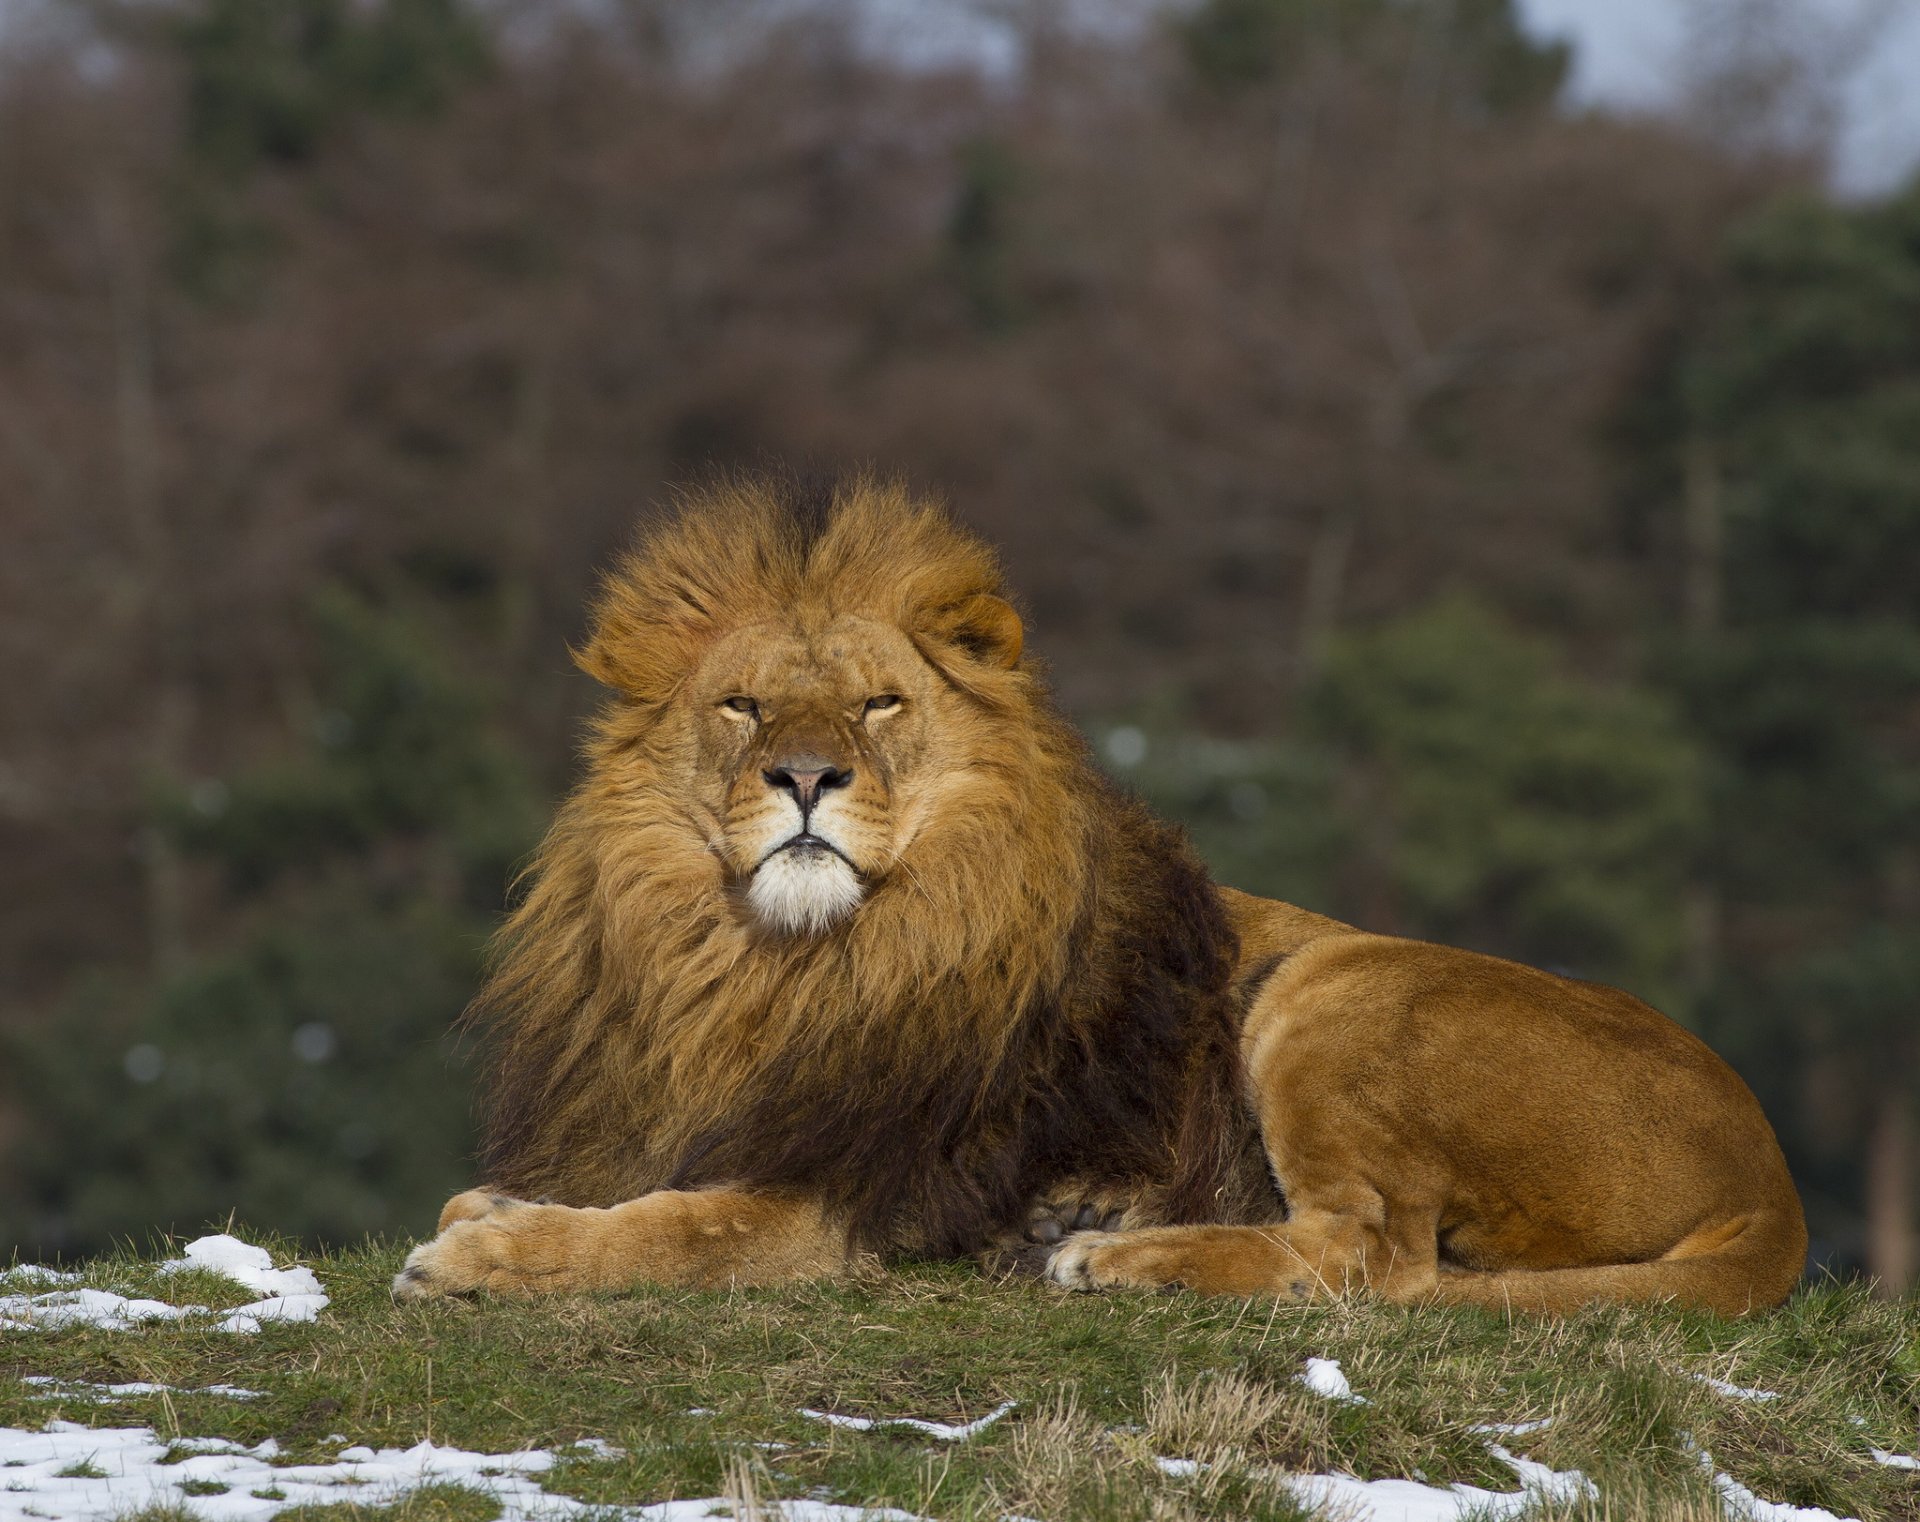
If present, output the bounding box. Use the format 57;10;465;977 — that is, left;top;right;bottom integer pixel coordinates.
1;1233;1917;1521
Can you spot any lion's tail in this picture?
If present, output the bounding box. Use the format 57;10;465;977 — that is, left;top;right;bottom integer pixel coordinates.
1423;1208;1808;1317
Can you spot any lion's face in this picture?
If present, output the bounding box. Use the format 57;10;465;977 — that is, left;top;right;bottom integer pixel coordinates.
685;613;952;935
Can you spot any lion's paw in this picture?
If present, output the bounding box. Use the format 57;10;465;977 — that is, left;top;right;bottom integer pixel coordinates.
1022;1199;1128;1247
1045;1231;1175;1292
1048;1226;1332;1299
393;1193;569;1302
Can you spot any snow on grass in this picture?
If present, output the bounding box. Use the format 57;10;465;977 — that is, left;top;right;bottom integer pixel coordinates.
1298;1356;1366;1404
1469;1418;1555;1436
1693;1372;1784;1402
1282;1442;1594;1522
0;1235;326;1335
1870;1448;1918;1471
1152;1440;1595;1519
0;1421;932;1522
0;1421;566;1522
1147;1359;1594;1521
637;1504;926;1521
1697;1443;1862;1522
21;1376;264;1403
799;1399;1018;1440
0;1267;78;1287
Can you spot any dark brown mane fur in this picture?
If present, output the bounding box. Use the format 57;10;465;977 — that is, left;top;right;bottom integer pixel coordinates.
469;475;1270;1254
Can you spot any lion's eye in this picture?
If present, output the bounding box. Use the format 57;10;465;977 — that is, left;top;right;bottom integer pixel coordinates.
864;694;902;714
720;696;759;718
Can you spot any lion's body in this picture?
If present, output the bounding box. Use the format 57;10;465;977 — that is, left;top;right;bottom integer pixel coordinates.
1058;889;1806;1312
396;476;1806;1316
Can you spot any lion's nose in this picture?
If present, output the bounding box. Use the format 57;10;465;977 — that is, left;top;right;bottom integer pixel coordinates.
764;754;854;812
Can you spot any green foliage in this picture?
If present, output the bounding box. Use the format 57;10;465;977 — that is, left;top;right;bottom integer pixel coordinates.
1179;0;1384;93
1674;623;1920;907
1;591;541;1256
1179;0;1565;114
1450;0;1569;115
9;895;478;1256
1784;924;1920;1054
1104;725;1346;911
163;0;491;302
1669;182;1920;1019
1310;597;1702;999
175;0;492;178
165;588;542;900
1114;597;1701;1008
1689;191;1920;623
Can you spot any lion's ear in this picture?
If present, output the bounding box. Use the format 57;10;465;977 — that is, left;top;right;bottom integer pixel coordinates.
931;593;1023;670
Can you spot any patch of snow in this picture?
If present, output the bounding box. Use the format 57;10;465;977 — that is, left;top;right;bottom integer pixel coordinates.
1691;1440;1861;1522
1300;1357;1368;1404
798;1400;1016;1441
0;1235;327;1336
0;1286;208;1333
1470;1418;1555;1436
1156;1442;1595;1521
1282;1445;1594;1522
158;1236;329;1332
1870;1449;1918;1471
0;1420;933;1522
21;1377;262;1403
1709;1469;1860;1522
632;1503;926;1521
0;1266;78;1287
1692;1373;1783;1402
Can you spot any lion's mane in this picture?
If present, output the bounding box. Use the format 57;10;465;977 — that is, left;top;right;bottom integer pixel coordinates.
471;475;1267;1254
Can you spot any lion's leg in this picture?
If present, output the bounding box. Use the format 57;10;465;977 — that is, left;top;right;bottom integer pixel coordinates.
1049;956;1449;1302
1425;1209;1809;1317
392;1189;847;1300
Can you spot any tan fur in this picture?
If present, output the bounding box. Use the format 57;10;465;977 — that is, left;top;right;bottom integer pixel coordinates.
394;476;1806;1316
1048;890;1808;1315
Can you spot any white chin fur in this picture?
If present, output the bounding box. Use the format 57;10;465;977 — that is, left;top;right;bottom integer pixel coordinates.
746;849;864;935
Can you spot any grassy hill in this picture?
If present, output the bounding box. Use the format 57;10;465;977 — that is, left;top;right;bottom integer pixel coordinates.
2;1234;1917;1521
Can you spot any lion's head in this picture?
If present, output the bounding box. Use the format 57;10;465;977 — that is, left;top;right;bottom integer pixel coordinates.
575;474;1034;938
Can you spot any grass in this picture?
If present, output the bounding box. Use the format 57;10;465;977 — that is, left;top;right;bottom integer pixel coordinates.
2;1233;1917;1520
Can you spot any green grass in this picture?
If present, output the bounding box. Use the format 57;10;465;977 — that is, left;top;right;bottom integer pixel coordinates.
3;1234;1917;1520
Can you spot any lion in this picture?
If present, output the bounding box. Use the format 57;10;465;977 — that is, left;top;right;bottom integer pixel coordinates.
393;474;1807;1315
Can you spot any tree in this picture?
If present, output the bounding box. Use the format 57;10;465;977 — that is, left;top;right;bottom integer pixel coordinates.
1;591;543;1255
1179;0;1567;114
1116;597;1704;1011
1654;182;1920;1290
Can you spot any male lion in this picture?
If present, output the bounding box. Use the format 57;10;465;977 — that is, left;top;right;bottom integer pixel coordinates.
395;475;1806;1315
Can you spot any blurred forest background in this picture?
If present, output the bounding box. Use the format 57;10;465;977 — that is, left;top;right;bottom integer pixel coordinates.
0;0;1915;1294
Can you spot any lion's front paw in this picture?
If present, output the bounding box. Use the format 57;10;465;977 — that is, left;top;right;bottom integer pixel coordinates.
393;1193;576;1302
1045;1231;1162;1291
1047;1226;1314;1298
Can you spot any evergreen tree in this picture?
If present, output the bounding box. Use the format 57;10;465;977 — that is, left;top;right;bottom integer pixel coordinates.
1117;597;1703;1011
1179;0;1567;114
1659;184;1920;1286
2;592;542;1256
164;0;492;301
